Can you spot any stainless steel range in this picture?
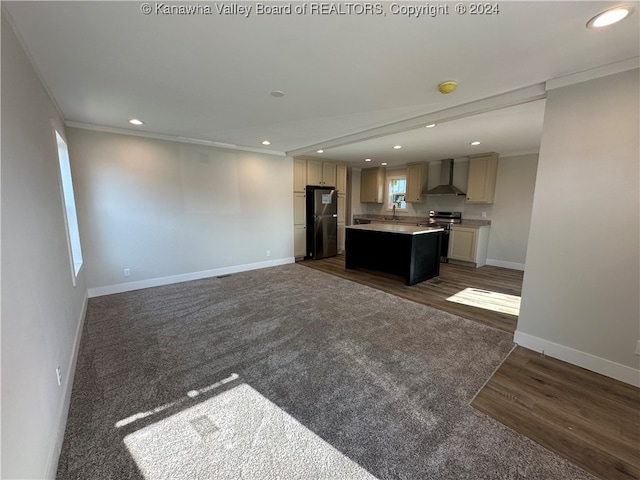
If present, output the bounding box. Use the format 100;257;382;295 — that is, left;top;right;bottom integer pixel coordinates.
420;211;461;262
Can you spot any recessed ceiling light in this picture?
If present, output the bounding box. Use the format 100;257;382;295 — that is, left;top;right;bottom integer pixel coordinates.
262;140;271;145
471;141;481;146
129;118;144;126
317;149;324;153
426;123;437;128
393;145;402;150
270;90;286;97
381;162;388;166
587;5;633;28
365;158;372;162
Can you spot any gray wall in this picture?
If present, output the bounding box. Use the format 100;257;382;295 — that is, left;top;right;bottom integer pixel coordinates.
67;128;294;294
1;14;88;479
517;69;640;383
487;154;538;269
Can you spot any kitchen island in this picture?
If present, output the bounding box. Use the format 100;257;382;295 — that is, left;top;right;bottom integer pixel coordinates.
345;223;443;286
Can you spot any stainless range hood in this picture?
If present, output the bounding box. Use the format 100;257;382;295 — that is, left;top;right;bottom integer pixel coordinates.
426;158;466;196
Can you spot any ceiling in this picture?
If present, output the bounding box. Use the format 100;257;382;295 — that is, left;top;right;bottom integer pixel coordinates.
4;1;639;167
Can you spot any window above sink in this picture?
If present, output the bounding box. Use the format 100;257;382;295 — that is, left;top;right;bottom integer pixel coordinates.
387;175;407;211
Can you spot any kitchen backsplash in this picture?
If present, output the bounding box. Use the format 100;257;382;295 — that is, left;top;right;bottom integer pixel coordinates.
362;198;493;220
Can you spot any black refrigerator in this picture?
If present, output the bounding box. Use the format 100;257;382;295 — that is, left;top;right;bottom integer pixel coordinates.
306;186;338;259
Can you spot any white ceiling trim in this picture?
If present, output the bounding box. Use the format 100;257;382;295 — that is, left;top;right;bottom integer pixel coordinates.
286;84;547;158
64;121;288;156
545;56;640;91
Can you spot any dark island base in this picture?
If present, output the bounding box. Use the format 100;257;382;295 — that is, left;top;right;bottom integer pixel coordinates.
345;229;442;286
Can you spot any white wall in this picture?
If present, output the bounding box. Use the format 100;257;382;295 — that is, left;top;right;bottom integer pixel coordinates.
487;154;538;269
516;69;640;385
1;13;88;479
66;128;294;295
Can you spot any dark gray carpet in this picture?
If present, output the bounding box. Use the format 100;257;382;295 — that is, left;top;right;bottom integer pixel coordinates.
57;263;594;479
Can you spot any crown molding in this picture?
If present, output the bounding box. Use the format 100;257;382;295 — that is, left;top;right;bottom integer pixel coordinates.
545;57;639;91
64;121;288;156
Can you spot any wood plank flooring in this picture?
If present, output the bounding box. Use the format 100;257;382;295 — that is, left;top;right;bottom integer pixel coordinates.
300;255;640;480
473;347;640;480
300;255;523;333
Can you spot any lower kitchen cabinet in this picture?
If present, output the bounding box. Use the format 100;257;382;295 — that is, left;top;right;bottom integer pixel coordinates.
337;193;346;253
294;192;306;258
294;224;306;258
449;225;490;267
294;192;305;224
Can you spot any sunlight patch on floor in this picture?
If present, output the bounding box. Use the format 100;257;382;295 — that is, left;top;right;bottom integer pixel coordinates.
115;373;239;428
124;383;377;479
446;287;521;316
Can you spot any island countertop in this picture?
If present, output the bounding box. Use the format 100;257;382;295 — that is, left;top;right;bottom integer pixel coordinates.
346;223;443;235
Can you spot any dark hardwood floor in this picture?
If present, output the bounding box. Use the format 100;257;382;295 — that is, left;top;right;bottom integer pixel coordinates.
473;347;640;480
300;255;640;480
300;254;522;333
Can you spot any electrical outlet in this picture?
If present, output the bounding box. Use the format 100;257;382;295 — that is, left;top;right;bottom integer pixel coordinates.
266;250;271;257
481;212;487;218
635;341;640;356
123;268;131;277
56;366;62;386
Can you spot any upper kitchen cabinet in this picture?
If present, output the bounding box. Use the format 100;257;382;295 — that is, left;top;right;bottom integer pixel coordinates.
323;161;337;187
294;158;307;192
360;167;385;203
307;159;336;187
405;162;428;203
466;153;498;204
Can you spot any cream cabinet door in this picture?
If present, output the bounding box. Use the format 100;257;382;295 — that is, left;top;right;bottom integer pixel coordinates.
449;225;490;267
449;227;478;262
405;162;427;203
466;153;498;203
360;167;384;203
294;193;306;258
337;224;345;254
306;159;323;186
294;224;306;258
337;194;345;224
336;164;347;193
322;162;336;187
294;158;307;192
294;192;306;225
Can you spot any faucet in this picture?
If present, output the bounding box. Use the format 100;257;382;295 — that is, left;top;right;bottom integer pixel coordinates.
392;204;397;220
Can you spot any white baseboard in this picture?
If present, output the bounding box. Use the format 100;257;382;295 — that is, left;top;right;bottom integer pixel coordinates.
46;292;89;478
88;258;296;298
486;259;526;271
513;330;640;387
